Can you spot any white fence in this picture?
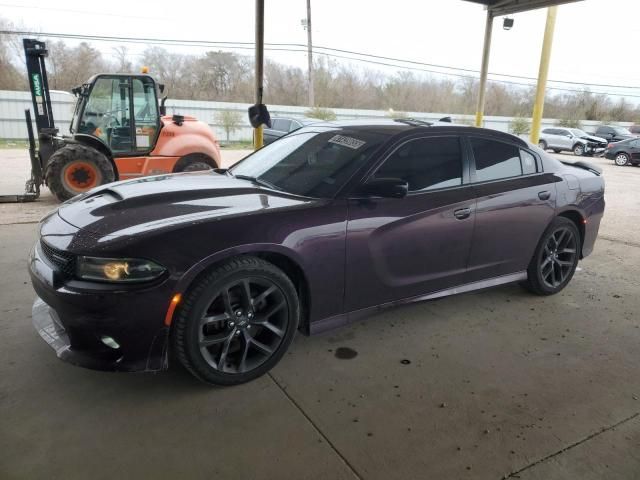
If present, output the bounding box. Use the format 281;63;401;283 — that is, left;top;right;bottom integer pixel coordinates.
0;89;631;141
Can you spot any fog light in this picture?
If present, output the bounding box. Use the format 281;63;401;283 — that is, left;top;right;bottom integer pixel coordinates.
101;335;120;349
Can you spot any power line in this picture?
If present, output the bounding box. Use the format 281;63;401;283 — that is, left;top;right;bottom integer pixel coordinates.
3;29;638;91
2;29;640;98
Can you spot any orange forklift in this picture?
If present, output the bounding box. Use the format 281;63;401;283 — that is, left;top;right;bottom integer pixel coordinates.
2;39;221;203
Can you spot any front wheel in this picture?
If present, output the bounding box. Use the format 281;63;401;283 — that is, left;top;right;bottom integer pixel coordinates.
45;144;115;202
573;144;585;156
522;217;580;296
614;152;630;166
172;256;299;386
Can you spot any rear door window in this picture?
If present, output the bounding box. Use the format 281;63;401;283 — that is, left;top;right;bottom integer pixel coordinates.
520;149;537;175
470;137;522;182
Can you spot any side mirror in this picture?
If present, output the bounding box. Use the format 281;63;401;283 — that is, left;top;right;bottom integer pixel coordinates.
359;177;408;199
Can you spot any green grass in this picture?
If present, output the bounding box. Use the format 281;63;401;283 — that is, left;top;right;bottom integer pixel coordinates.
0;139;29;149
219;140;253;150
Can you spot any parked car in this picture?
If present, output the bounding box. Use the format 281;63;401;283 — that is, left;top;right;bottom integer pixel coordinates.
628;125;640;137
263;117;320;145
604;137;640;166
538;127;607;156
594;125;635;143
29;120;605;385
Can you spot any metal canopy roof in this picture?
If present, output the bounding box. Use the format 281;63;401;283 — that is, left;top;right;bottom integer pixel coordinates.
464;0;580;16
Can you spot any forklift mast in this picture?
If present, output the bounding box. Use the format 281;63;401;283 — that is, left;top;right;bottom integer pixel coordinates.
24;38;57;136
0;39;59;202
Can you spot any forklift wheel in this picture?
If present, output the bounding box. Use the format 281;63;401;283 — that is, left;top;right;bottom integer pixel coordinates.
173;153;217;173
46;144;115;202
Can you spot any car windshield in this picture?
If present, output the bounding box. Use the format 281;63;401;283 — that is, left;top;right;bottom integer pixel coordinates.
230;127;390;198
570;129;587;137
613;126;631;135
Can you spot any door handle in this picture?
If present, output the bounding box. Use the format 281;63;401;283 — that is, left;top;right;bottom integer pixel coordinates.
538;191;551;200
454;207;472;220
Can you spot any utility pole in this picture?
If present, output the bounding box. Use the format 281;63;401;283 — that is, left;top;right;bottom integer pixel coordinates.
305;0;314;107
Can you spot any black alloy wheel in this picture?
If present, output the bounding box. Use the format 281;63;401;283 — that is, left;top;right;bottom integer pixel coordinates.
539;226;578;289
523;217;580;295
173;256;299;385
198;277;288;374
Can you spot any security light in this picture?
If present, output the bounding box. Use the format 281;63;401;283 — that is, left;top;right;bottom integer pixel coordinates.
503;17;514;30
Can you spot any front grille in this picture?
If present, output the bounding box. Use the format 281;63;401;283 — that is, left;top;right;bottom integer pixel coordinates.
41;241;76;277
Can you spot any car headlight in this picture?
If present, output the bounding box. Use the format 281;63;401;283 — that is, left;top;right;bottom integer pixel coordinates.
76;256;166;283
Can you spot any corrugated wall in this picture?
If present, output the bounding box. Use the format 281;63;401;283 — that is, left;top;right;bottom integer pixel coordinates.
0;89;630;141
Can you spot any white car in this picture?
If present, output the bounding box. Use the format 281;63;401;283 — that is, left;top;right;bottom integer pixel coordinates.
538;127;607;156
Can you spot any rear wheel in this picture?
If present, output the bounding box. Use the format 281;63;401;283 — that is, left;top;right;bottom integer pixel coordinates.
538;140;547;150
173;153;217;173
573;143;585;156
522;217;580;296
172;256;299;386
614;152;630;166
45;144;115;201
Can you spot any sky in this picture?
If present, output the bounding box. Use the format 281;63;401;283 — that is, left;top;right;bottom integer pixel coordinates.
2;0;640;100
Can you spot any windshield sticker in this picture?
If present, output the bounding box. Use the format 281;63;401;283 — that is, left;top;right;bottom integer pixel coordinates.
328;135;366;150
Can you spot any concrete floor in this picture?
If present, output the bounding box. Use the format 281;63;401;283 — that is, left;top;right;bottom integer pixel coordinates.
1;152;640;479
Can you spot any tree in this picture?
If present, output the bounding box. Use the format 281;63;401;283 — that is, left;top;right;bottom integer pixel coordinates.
509;116;531;135
0;18;24;90
305;107;337;121
215;110;243;142
112;46;132;73
556;118;582;129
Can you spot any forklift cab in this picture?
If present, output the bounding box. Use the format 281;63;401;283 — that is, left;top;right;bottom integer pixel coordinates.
71;74;161;155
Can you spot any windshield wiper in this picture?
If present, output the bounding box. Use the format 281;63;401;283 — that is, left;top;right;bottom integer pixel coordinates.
233;174;283;191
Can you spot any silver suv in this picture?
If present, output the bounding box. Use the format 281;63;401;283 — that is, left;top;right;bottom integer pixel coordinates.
538;127;607;156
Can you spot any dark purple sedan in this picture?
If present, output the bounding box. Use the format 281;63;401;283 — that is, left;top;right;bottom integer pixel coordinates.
29;120;605;385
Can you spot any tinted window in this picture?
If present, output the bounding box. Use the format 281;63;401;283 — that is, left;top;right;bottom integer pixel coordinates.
277;119;292;132
471;137;522;182
520;149;537;175
231;128;389;198
289;120;301;131
541;129;552;134
374;136;462;192
270;119;284;131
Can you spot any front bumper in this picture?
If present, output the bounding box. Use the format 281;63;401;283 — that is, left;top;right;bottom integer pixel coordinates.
29;242;172;372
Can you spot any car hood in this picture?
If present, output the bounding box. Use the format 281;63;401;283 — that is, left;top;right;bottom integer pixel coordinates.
578;134;607;144
57;171;314;237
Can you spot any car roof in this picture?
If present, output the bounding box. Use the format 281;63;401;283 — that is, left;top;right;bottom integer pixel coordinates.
301;118;529;148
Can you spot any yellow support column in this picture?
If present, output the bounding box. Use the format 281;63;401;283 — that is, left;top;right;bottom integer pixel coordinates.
254;125;263;150
530;6;558;145
475;10;493;127
253;0;265;150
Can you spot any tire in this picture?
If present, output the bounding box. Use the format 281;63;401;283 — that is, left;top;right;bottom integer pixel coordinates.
522;217;580;296
173;153;217;173
172;256;299;386
553;149;562;153
538;140;547;151
614;152;630;166
572;143;585;156
45;144;115;202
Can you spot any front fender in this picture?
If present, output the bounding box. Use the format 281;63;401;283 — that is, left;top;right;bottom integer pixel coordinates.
173;243;307;295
